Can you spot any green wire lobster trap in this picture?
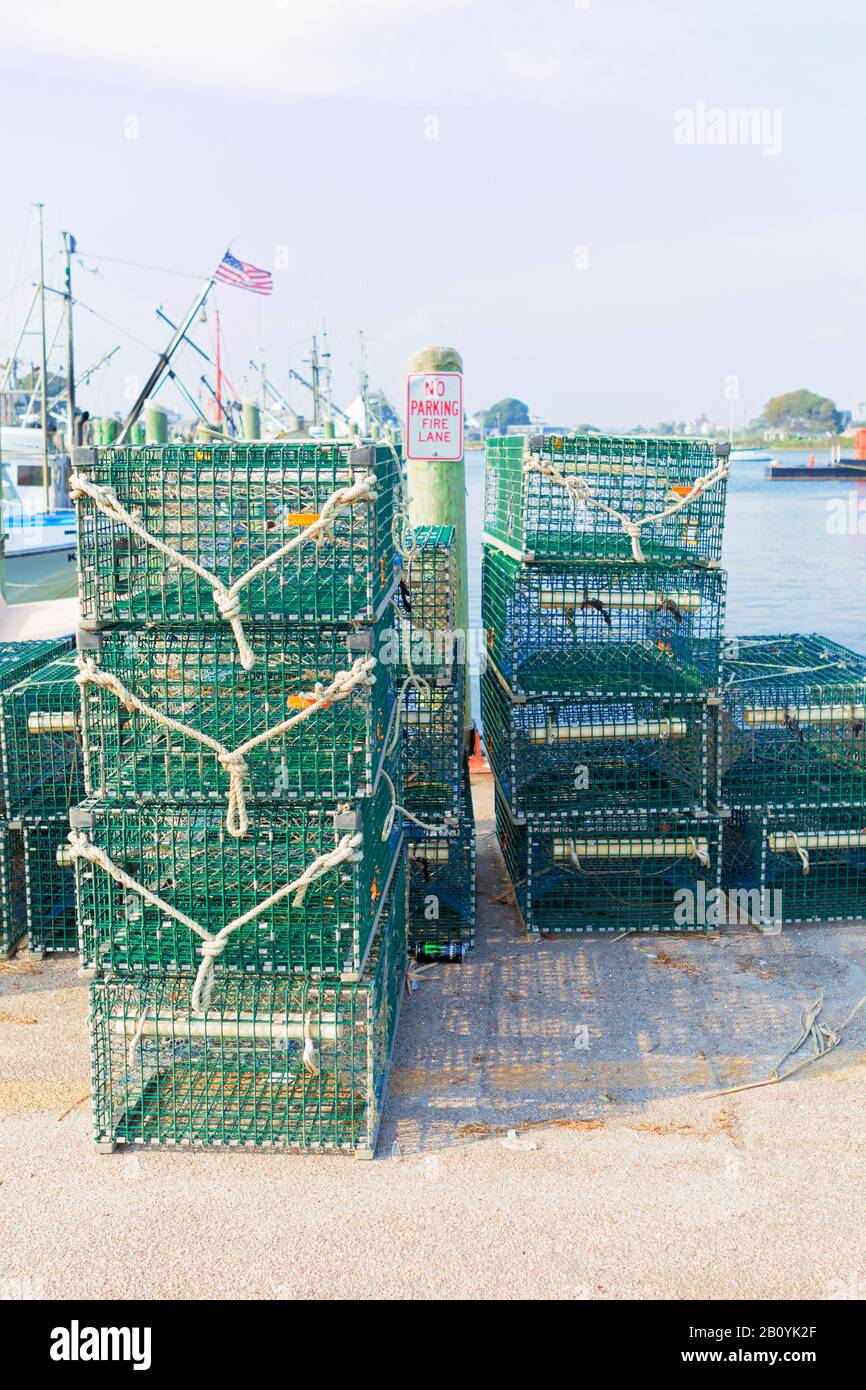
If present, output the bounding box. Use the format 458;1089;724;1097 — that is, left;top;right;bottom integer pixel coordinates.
78;618;394;809
722;808;866;927
403;525;456;629
482;660;709;820
22;820;77;955
396;525;457;674
407;771;475;957
482;545;725;698
484;435;730;566
717;634;866;810
70;765;403;981
0;655;83;820
399;674;463;824
495;786;720;933
0;637;74;693
89;859;407;1156
0;822;26;958
72;442;401;633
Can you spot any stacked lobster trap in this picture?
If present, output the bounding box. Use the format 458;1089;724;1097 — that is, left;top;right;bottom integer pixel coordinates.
67;440;408;1155
483;433;730;933
395;526;476;960
0;638;77;956
717;634;866;930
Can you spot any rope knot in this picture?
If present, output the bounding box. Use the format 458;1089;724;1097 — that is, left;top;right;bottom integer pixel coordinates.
74;655;99;688
217;748;248;776
622;520;646;562
213;589;255;670
220;749;250;839
213;589;242;621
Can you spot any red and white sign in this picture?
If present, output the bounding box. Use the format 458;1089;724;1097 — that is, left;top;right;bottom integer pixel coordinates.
405;371;463;461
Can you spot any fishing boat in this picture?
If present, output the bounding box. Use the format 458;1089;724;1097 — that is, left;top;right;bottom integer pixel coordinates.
1;426;77;604
730;447;775;463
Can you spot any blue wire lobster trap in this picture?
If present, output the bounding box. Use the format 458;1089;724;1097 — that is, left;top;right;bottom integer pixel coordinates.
482;659;710;820
495;785;721;933
717;634;866;810
482;546;725;699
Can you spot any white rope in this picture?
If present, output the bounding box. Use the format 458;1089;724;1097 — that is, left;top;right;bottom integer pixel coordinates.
687;836;711;870
524;453;729;563
127;1008;147;1067
724;660;846;689
76;652;377;838
785;832;810;876
568;840;581;872
378;437;417;564
385;669;432;759
69;469;379;669
66;828;363;1012
379;768;442;837
302;1014;319;1074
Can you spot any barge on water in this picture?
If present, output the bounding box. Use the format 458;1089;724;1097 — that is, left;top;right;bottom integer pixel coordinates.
769;428;866;479
768;460;866;480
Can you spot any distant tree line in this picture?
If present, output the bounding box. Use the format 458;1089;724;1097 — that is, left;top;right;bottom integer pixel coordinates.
757;388;848;435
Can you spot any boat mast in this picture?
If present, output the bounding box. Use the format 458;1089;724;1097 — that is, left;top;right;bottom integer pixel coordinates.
308;336;321;426
359;329;369;435
215;309;223;426
35;202;50;508
61;231;76;450
116;276;215;444
320;323;333;428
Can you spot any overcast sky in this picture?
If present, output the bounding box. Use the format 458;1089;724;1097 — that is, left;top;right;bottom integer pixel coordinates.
1;0;864;430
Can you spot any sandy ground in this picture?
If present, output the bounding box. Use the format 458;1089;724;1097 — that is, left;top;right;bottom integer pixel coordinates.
1;774;865;1301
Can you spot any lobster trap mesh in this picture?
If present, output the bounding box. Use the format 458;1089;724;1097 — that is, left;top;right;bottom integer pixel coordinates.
718;634;866;810
401;525;456;632
81;621;393;807
89;860;407;1154
484;434;729;566
22;820;77;954
407;773;475;956
393;526;457;679
0;655;83;820
399;675;463;823
723;808;866;927
482;662;709;819
482;545;725;697
74;442;399;629
74;767;403;979
0;637;74;690
0;822;26;957
494;786;720;933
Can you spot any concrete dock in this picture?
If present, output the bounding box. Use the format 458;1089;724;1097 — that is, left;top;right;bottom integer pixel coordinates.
1;775;865;1301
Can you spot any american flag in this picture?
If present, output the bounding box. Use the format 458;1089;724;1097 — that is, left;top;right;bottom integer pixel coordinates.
214;248;273;296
